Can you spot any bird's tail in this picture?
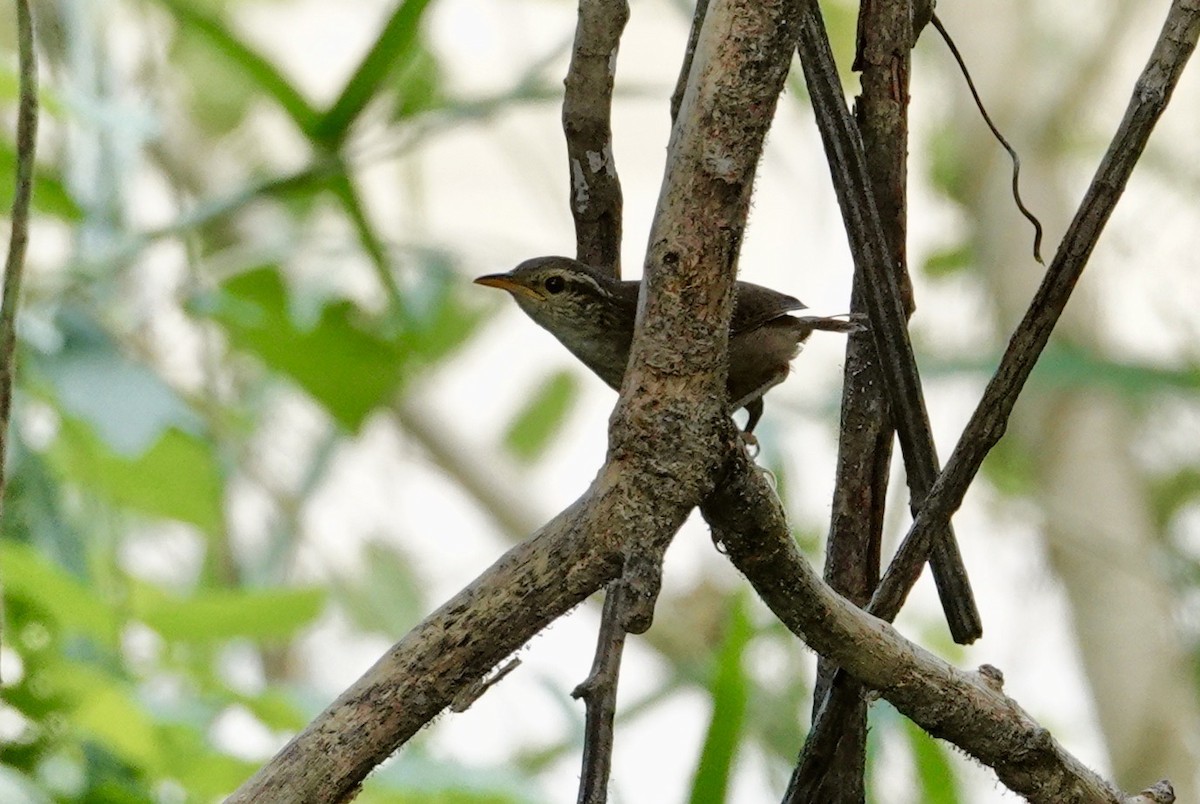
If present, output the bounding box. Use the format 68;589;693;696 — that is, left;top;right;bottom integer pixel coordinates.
793;313;867;334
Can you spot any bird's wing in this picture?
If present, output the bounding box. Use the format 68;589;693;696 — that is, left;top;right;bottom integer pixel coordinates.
730;281;807;334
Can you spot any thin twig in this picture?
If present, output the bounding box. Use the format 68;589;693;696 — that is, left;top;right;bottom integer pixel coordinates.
789;0;911;797
669;0;709;122
1;0;38;511
571;584;628;804
794;0;982;644
869;0;1200;628
930;13;1044;264
562;0;629;276
0;0;38;688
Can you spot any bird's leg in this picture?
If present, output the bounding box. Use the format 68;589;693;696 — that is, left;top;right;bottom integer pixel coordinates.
739;399;764;456
743;398;765;433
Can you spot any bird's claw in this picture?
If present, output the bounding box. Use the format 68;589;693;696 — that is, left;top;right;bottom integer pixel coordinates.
739;429;760;458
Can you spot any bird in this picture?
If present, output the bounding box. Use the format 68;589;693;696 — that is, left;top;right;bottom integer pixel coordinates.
475;256;862;433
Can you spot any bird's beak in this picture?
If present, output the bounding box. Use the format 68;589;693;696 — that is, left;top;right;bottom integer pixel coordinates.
474;273;545;302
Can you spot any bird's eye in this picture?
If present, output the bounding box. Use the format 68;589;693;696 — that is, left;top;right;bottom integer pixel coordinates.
544;275;566;294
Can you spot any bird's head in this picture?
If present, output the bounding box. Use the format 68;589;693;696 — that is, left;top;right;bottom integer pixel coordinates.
474;256;623;337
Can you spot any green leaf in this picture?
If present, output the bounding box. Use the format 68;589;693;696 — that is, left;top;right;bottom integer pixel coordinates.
1150;467;1200;531
235;689;309;733
70;681;164;773
0;766;52;804
370;751;538;804
48;417;223;534
198;266;405;430
335;541;424;635
980;434;1036;497
391;44;444;121
156;0;320;133
903;717;961;804
133;585;326;642
397;256;486;366
922;244;973;278
40;322;200;454
0;542;117;640
313;0;435;145
1032;343;1200;397
0;144;80;220
502;371;578;463
928;344;1200;399
688;594;753;804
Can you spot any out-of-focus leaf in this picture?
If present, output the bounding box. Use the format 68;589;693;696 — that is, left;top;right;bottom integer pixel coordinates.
133;585;326;642
980;435;1036;497
688;594;753;804
70;682;164;773
903;717;961;804
155;722;257;798
502;371;578;463
0;542;116;639
0;766;52;804
392;44;444;121
328;174;401;308
0;145;80;220
156;0;320;134
48;417;222;534
398;259;485;366
40;324;200;454
312;0;435;145
369;751;539;804
928;344;1200;399
922;244;973;278
1150;467;1200;531
196;266;404;430
335;540;424;635
928;122;969;203
235;689;308;733
0;68;66;117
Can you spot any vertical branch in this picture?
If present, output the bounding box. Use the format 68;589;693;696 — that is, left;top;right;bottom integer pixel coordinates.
562;1;630;798
794;0;982;645
789;0;913;799
0;0;38;687
1;0;38;511
669;0;710;122
562;0;628;277
571;585;629;804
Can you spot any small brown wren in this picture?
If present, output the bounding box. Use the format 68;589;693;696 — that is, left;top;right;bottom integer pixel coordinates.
475;256;862;433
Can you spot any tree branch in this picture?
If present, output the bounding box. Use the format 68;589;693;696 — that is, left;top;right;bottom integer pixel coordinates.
870;0;1200;625
561;3;631;795
0;0;38;518
795;0;982;645
563;0;628;275
701;452;1171;804
571;584;629;803
790;0;912;796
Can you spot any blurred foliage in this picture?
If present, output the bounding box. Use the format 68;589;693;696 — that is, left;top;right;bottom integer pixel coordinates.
0;0;548;799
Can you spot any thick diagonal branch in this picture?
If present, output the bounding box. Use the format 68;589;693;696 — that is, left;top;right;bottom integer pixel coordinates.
229;0;803;800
